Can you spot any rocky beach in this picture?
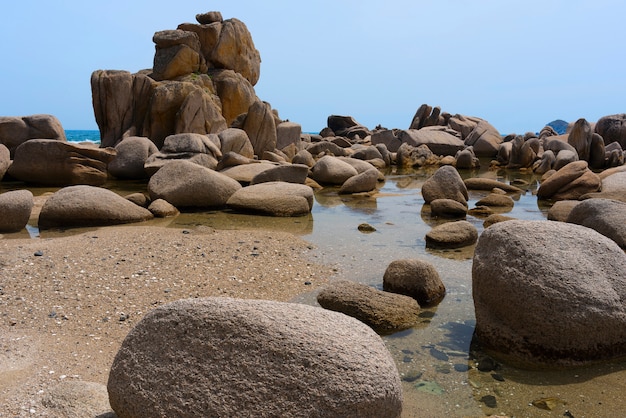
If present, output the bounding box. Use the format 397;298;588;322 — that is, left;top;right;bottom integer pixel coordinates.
1;9;626;418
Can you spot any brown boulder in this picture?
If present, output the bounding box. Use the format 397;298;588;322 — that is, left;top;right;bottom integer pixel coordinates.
537;161;601;200
463;119;502;157
595;113;626;149
38;185;154;229
425;220;478;249
317;280;420;334
8;139;116;186
209;69;257;125
383;259;445;306
108;136;159;179
397;127;465;156
0;190;34;233
422;165;468;205
151;30;205;81
0;114;66;156
242;100;277;158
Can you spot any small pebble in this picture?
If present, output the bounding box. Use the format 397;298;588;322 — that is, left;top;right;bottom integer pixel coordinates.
34;250;44;257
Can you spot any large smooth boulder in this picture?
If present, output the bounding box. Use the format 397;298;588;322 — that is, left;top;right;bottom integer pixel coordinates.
227;182;314;216
250;164;309;185
108;297;402;418
219;161;277;184
148;160;241;208
311;155;358;185
472;220;626;367
595;113;626;149
38;186;154;229
429;198;468;218
463;119;502;157
397;127;465;156
0;114;66;156
566;198;626;249
425;220;478;249
8;139;116;186
339;168;379;194
317;280;420;334
537;161;601;200
383;259;445;306
421;165;468;205
0;190;34;233
108;136;159;179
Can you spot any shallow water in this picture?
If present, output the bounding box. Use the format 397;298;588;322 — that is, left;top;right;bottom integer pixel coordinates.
4;164;626;417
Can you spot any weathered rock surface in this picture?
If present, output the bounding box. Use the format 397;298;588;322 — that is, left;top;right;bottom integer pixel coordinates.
475;193;515;208
209;70;258;126
151;29;205;81
425;220;478;249
148;160;241;208
383;259;445;306
108;297;403;418
317;279;420;334
219;161;277;184
463;119;502;157
0;143;10;181
595;113;626;149
108;136;159;179
472;220;626;367
8;139;116;186
38;186;154;229
148;198;179;218
547;200;580;221
41;381;114;418
429;198;468;218
537;161;601;200
179;17;261;86
241;100;277;158
339;168;379;194
397;127;465;156
421;165;468;205
311;155;358;185
396;143;439;167
144;132;222;174
0;190;34;233
566;198;626;249
464;178;522;193
227;182;313;216
0;114;66;156
250;164;309;185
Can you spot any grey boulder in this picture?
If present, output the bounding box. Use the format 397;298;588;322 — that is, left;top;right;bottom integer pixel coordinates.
107;297;403;418
227;181;313;216
472;220;626;367
566;198;626;249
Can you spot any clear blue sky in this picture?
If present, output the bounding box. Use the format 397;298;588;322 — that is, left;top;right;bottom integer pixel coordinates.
1;1;624;135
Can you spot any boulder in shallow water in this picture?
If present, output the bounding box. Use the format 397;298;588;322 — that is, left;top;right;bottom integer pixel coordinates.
227;181;313;216
383;259;445;306
472;220;626;367
425;220;478;249
108;136;158;179
38;186;154;229
422;165;468;206
317;279;420;334
107;297;402;418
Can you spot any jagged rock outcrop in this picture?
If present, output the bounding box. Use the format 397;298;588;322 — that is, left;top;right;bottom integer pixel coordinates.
0;114;66;157
91;12;261;149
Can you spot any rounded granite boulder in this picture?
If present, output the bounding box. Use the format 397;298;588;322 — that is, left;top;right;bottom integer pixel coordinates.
108;297;403;418
472;220;626;367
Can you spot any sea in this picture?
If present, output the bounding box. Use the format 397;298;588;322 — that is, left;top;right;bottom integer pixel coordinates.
65;129;101;145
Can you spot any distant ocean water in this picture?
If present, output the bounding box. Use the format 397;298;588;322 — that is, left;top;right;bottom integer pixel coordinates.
65;130;100;145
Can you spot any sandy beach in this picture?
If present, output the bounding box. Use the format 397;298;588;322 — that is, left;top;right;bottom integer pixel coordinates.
0;225;333;416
